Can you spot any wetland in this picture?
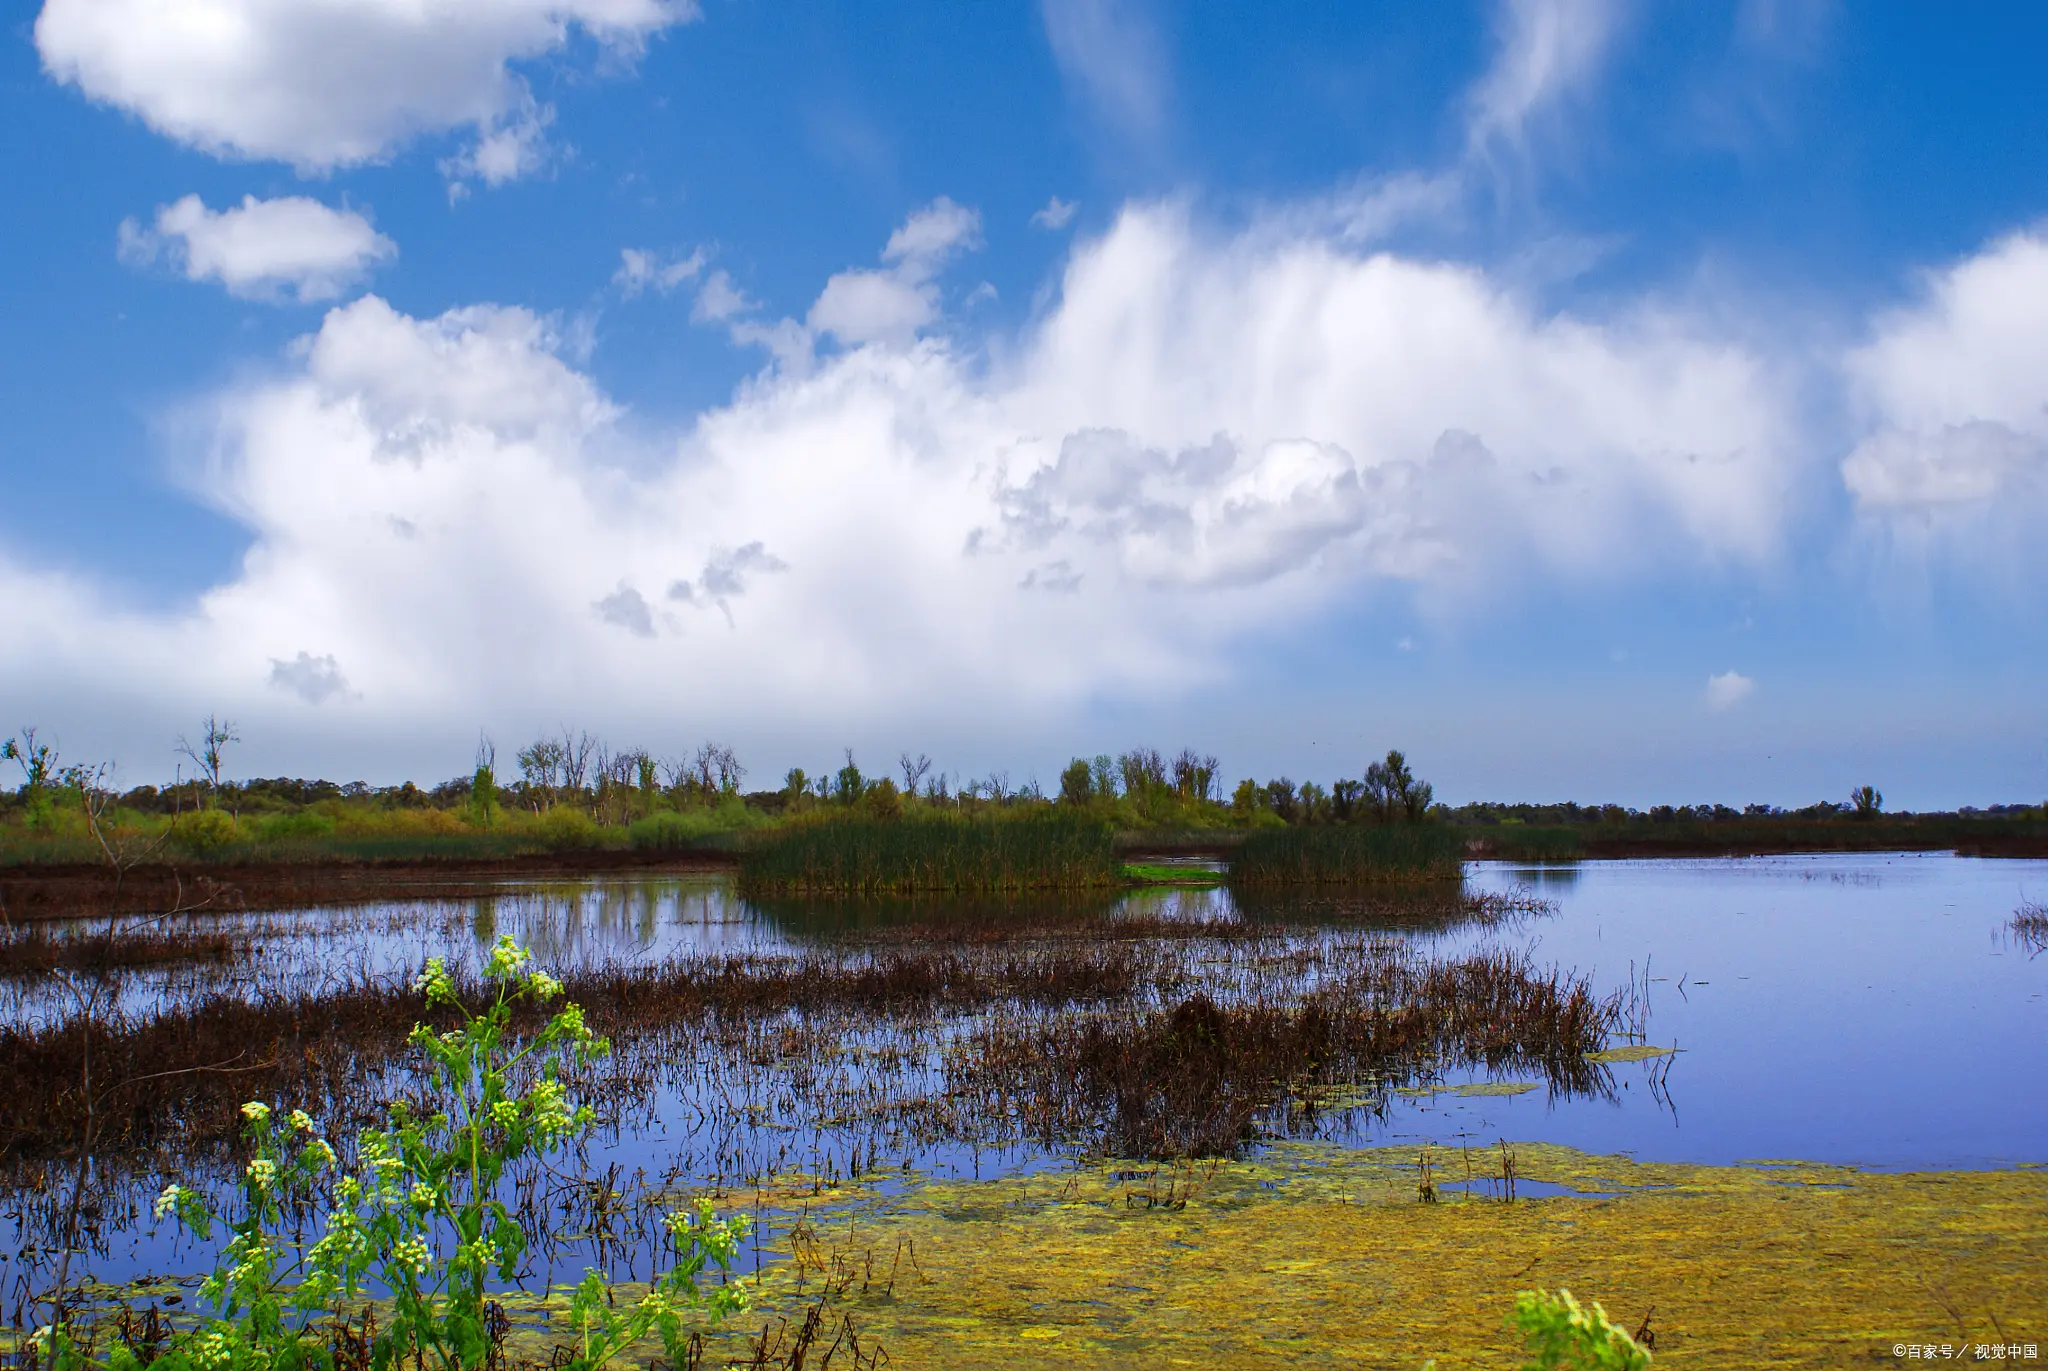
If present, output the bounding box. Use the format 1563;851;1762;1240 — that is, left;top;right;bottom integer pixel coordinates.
3;853;2043;1367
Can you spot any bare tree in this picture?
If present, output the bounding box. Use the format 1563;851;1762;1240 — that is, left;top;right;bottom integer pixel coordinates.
1171;749;1218;803
59;760;171;893
899;752;933;797
712;745;745;795
559;728;598;796
174;714;238;807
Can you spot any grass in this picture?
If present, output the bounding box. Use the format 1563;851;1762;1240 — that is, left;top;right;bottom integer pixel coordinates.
1120;862;1224;887
1229;825;1466;889
737;814;1121;896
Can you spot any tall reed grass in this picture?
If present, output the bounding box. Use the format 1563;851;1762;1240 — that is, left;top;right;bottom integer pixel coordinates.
1229;825;1465;888
737;814;1120;895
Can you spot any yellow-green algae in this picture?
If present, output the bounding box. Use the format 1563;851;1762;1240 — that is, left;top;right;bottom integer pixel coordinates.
704;1141;2047;1369
52;1145;2048;1369
1584;1044;1681;1064
1396;1081;1542;1098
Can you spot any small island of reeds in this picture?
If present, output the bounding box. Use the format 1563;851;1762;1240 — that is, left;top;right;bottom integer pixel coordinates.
736;812;1121;895
1229;824;1466;889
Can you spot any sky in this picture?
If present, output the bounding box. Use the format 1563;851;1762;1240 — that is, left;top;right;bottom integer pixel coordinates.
2;0;2046;808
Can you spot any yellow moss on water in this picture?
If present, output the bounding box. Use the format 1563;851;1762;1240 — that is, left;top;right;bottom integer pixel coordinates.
1396;1081;1542;1098
51;1146;2045;1370
1584;1044;1681;1064
707;1142;2048;1370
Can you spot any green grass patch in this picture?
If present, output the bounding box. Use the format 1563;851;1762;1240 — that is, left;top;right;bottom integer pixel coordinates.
1230;825;1465;889
1121;862;1225;887
738;813;1120;895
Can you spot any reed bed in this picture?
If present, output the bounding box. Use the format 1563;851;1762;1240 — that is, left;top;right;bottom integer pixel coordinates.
1228;825;1466;888
2012;900;2048;954
737;815;1121;895
0;913;1601;1166
950;947;1611;1158
0;923;247;977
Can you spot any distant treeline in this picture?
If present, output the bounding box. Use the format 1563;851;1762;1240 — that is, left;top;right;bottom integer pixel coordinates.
2;720;2043;869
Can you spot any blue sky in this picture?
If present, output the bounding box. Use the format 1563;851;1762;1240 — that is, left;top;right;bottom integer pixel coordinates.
2;0;2046;806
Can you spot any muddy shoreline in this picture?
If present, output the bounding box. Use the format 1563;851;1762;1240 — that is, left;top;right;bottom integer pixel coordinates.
0;849;738;921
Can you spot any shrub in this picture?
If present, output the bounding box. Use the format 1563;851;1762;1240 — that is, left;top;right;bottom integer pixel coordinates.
254;810;336;841
533;805;603;852
40;938;749;1371
171;808;240;855
1510;1288;1652;1369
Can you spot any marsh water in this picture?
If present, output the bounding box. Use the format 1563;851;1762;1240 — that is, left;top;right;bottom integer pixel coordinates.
6;851;2045;1309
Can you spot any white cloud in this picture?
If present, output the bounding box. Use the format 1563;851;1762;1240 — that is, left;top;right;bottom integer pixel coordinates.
1040;0;1169;144
118;194;395;303
0;198;1804;760
1704;670;1755;711
439;96;554;189
806;198;983;347
1032;197;1079;231
613;246;706;299
884;198;983;275
1467;0;1622;156
1842;229;2048;512
691;270;751;323
34;0;692;175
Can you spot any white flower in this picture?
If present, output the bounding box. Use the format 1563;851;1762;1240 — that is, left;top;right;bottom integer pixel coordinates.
485;936;531;978
154;1184;185;1219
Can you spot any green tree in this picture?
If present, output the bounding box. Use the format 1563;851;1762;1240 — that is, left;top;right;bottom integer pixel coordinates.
1849;784;1882;818
468;738;499;828
2;726;58;829
1058;758;1095;806
836;750;865;805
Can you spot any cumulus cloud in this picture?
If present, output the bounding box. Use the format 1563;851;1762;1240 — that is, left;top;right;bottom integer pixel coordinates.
0;197;1810;760
1032;197;1079;231
806;197;983;347
117;194;395;303
1704;670;1755;711
613;246;706;299
1842;229;2048;513
35;0;692;174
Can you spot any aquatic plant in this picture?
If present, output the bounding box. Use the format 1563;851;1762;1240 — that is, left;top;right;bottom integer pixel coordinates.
737;814;1120;895
2011;901;2048;955
1229;825;1464;888
1509;1288;1652;1369
32;936;748;1371
951;947;1612;1157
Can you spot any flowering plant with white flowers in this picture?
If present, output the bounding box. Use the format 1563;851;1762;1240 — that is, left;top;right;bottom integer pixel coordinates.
45;936;747;1371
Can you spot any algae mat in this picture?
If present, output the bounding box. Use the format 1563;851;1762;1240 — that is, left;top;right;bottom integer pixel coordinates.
728;1143;2048;1369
